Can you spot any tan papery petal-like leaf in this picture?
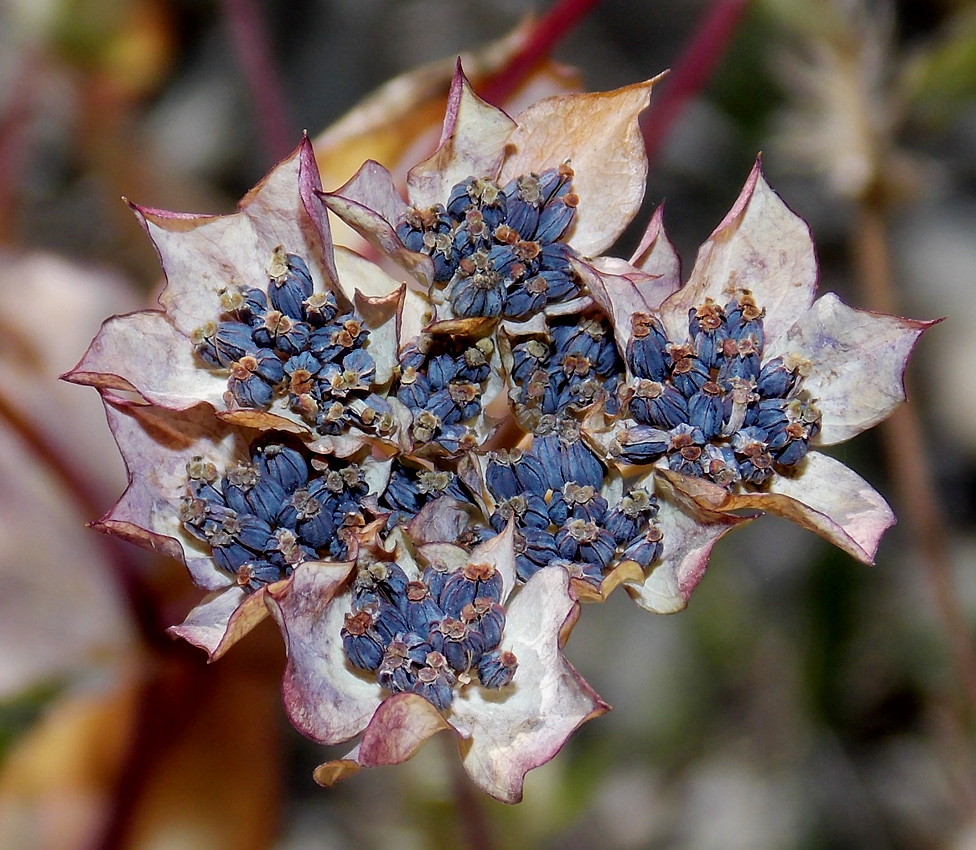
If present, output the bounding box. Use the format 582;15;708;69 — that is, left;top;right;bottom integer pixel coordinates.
451;567;609;803
142;137;338;337
64;311;227;409
765;292;938;444
406;62;516;209
628;205;682;308
623;475;752;614
661;160;818;345
662;450;895;564
321;162;435;288
266;560;378;745
168;585;272;661
500;80;656;257
99;398;247;590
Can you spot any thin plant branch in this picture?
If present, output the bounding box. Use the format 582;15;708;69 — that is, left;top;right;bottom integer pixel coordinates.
641;0;749;166
480;0;607;105
852;198;976;725
219;0;294;165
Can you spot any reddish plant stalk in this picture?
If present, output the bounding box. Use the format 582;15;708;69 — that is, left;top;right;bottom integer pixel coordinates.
853;202;976;723
219;0;294;164
480;0;607;105
641;0;749;166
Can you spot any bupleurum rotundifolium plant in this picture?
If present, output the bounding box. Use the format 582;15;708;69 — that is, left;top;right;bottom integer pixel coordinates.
66;65;933;802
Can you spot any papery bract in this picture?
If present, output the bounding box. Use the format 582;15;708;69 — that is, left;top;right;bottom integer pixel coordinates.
267;522;608;803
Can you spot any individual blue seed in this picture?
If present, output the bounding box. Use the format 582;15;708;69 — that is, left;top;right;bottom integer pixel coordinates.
382;467;422;515
726;294;766;349
232;287;268;326
433;424;474;455
688;382;725;440
303;290;339;326
503;177;541;238
535;196;576;243
269;259;313;321
669;349;709;398
621;525;664;568
440;561;503;617
529;433;563;491
255;444;308;493
514;527;559;583
212;538;256;573
421;562;451;602
775;437;810;467
341;609;385;671
412;653;456;711
370;601;409;644
212;321;257;366
510;451;548;496
240;477;287;526
397;370;431;410
486;456;519;501
237;559;283;592
283;351;321;379
699;444;740;487
477;649;518;689
462;598;506;652
613;425;669;464
547;489;569;525
253;349;285;383
341;347;376;383
451;272;503;318
757;356;795;398
502;280;547;320
425;353;457;389
227;367;272;408
405;581;444;634
353;562;410;611
627;313;669;381
561;438;605;491
232;513;276;553
425;388;461;425
430;617;486;673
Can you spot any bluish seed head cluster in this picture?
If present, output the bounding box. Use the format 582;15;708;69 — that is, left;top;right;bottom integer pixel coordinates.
179;442;368;590
192;250;394;438
485;436;664;586
509;313;625;430
394;334;494;453
614;296;822;487
396;167;581;320
340;558;517;710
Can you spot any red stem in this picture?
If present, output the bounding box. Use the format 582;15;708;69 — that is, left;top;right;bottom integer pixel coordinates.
480;0;607;105
219;0;294;164
0;51;41;240
642;0;750;166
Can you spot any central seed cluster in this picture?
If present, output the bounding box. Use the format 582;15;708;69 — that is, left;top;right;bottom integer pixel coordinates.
485;437;664;585
178;164;833;717
396;167;582;320
340;558;517;710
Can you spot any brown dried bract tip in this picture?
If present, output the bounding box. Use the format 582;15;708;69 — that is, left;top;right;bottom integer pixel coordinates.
343;610;373;637
631;312;653;339
406;581;429;602
463;561;496;582
695;298;724;330
739;292;764;322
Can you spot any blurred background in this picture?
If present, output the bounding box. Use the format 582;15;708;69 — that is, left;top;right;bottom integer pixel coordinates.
1;0;975;847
